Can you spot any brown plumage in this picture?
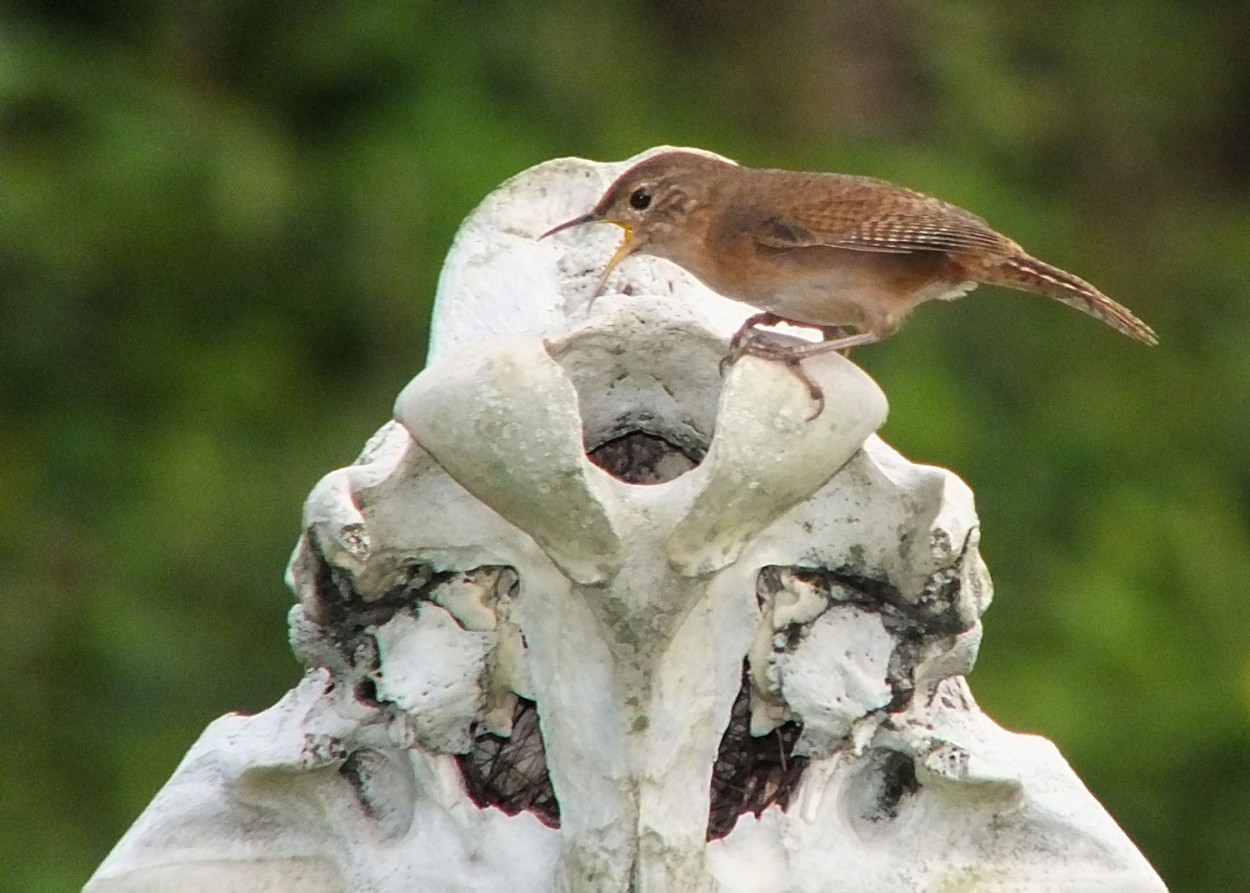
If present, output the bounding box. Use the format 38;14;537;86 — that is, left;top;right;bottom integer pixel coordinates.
542;151;1156;413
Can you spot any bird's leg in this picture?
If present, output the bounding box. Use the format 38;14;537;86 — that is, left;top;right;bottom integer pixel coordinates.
786;330;880;357
723;315;849;372
727;330;881;420
728;311;783;353
722;312;784;375
819;324;854;343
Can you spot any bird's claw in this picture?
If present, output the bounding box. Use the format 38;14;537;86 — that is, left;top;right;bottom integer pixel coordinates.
722;312;784;376
720;323;881;421
719;329;829;419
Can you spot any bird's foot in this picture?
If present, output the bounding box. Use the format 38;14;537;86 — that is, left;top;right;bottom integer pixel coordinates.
720;329;881;420
726;312;785;356
719;330;825;419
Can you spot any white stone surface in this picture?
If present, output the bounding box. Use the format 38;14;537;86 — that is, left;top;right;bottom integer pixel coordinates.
85;151;1168;893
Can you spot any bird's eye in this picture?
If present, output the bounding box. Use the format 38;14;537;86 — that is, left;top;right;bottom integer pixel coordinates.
629;188;652;210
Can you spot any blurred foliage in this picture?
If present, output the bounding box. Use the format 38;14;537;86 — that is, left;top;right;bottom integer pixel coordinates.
1;1;1247;890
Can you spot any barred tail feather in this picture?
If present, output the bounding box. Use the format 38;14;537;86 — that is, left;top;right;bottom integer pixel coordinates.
985;255;1158;345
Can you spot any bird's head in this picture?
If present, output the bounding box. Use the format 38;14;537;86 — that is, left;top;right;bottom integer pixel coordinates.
541;151;731;296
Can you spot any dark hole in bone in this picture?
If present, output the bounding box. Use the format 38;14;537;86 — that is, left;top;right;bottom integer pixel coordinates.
458;698;560;828
587;430;701;484
868;749;920;821
456;666;809;837
707;663;809;840
353;677;381;707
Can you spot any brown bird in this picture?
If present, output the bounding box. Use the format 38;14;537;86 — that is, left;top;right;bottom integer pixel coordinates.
542;151;1156;416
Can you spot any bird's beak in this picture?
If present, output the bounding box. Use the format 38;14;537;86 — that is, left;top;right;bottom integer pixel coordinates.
541;211;639;304
592;223;637;299
539;211;598;239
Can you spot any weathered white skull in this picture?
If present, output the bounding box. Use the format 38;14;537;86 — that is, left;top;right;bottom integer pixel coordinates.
85;151;1166;893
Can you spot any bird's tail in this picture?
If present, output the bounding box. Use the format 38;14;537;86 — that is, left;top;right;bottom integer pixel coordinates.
983;254;1158;345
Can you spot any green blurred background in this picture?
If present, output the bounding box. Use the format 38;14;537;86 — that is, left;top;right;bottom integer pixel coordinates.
2;1;1247;890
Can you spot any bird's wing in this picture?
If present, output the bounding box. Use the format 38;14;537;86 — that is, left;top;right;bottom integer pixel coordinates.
752;177;1010;256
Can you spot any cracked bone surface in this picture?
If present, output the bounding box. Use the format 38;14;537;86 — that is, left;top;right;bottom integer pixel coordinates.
84;150;1167;893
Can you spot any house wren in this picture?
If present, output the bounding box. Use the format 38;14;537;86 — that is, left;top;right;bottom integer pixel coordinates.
541;151;1156;416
